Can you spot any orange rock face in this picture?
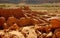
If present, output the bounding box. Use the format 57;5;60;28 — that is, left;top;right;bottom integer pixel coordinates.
17;17;31;26
52;29;60;38
35;25;51;33
7;17;18;27
0;8;24;19
50;19;60;29
9;23;19;30
54;29;60;38
0;17;6;29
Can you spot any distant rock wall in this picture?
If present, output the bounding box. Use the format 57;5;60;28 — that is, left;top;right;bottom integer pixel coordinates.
0;0;60;4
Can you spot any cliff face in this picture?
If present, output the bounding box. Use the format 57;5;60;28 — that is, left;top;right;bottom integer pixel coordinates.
26;0;60;4
0;0;21;3
0;0;60;4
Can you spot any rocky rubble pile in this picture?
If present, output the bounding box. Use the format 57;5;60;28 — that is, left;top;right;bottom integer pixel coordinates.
0;6;60;38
